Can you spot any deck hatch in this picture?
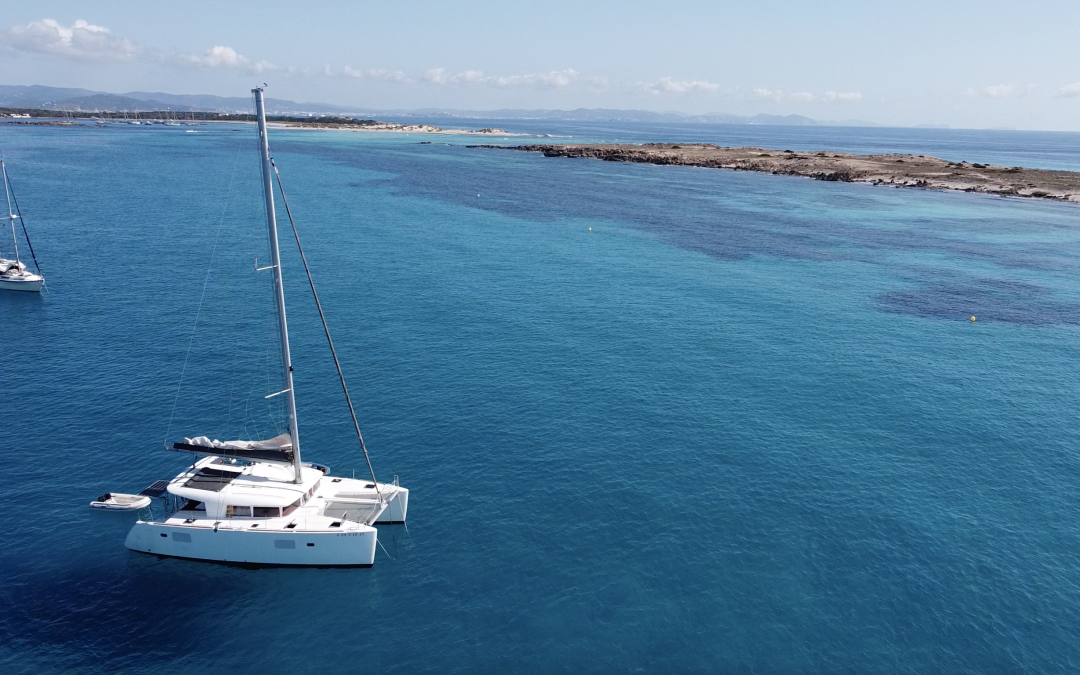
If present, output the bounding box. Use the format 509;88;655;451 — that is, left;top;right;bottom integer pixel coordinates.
183;467;240;492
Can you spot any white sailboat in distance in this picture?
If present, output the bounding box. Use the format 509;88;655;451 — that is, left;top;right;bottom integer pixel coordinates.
125;88;408;567
0;161;45;292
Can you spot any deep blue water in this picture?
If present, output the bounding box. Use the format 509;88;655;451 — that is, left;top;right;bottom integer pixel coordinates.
3;121;1080;673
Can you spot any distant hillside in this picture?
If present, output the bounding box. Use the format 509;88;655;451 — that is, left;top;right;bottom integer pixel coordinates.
0;85;101;109
349;107;883;127
121;90;355;114
41;93;190;112
347;107;824;126
0;85;350;115
0;84;882;127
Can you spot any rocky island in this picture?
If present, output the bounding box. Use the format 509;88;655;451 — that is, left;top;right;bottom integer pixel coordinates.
471;143;1080;203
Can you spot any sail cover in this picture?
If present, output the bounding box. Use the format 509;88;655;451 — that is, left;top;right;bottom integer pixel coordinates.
171;432;295;464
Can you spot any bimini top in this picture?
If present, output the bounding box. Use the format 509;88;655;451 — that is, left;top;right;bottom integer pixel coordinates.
171;432;294;464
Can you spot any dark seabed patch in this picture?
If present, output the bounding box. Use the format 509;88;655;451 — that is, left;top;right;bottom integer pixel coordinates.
878;277;1080;325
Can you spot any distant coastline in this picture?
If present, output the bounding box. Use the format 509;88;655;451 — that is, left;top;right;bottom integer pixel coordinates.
0;107;515;135
472;143;1080;203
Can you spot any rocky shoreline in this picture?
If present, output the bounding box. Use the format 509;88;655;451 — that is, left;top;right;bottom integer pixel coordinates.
471;143;1080;203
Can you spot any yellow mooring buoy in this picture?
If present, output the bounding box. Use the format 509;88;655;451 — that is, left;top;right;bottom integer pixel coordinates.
970;315;976;322
588;227;592;232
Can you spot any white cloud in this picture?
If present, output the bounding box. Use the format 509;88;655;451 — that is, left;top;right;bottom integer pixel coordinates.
822;91;861;102
2;18;139;61
647;77;720;94
751;88;860;104
964;84;1014;99
339;66;412;83
962;83;1041;99
752;88;782;103
1058;82;1080;98
422;67;591;89
181;45;275;74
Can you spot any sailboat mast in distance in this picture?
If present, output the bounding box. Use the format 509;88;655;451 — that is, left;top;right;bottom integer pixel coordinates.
0;161;44;292
2;162;21;266
254;86;304;483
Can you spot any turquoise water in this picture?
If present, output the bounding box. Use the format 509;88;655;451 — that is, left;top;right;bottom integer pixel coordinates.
3;122;1080;673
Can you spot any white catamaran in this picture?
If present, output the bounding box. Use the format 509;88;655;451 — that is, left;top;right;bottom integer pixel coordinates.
0;161;45;292
124;88;408;567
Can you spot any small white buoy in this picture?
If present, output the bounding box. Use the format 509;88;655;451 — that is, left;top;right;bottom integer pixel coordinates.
588;227;592;232
477;193;480;197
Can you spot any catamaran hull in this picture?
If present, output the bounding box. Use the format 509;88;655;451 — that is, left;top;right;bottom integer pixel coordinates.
375;486;409;524
124;521;379;567
0;278;42;292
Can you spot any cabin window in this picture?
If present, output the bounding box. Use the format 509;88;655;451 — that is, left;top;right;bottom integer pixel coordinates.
180;500;205;511
296;480;320;509
283;498;302;517
253;506;281;517
226;505;252;518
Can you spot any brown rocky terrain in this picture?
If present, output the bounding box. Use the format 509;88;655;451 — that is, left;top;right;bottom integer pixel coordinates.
471;143;1080;203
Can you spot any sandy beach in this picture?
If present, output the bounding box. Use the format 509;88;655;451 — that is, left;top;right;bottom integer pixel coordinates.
272;121;518;135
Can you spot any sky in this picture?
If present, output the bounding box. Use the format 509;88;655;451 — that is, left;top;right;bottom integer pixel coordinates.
2;0;1080;130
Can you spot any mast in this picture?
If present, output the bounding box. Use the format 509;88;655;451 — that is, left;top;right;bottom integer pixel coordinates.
253;87;304;483
2;161;20;266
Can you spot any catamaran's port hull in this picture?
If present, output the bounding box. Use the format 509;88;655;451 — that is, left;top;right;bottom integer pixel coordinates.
125;521;378;566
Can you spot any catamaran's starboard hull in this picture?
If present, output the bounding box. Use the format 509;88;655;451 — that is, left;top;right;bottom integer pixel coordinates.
124;521;379;567
376;487;409;524
0;278;42;292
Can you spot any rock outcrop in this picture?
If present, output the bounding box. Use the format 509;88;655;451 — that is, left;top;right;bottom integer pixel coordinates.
470;143;1080;203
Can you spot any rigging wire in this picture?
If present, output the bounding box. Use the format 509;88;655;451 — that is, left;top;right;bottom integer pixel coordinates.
162;140;246;449
5;172;43;276
269;157;383;500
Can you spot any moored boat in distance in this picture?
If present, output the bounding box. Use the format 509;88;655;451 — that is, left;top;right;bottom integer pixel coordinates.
0;161;44;292
125;88;408;567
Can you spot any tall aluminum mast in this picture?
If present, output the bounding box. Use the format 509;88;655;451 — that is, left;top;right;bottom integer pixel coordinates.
253;87;304;483
1;161;21;266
